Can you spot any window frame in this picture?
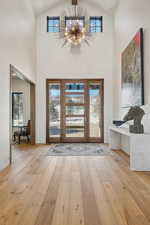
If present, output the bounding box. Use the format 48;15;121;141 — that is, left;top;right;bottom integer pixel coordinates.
90;16;103;33
47;16;60;33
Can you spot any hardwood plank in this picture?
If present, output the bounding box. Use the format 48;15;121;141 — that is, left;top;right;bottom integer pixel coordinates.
34;157;64;225
51;157;72;225
67;158;84;225
79;157;102;225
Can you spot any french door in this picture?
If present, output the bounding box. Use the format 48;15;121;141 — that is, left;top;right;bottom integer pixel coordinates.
46;79;104;143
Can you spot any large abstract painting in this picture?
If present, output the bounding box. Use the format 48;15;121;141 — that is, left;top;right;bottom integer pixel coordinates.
121;28;144;108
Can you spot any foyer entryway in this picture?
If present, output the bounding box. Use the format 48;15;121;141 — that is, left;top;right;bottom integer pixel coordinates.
46;79;104;143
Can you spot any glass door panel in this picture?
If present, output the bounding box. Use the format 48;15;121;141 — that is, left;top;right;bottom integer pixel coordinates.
65;116;85;138
66;105;85;116
48;83;61;138
89;82;102;138
66;117;84;126
63;81;86;140
66;128;85;138
65;94;84;104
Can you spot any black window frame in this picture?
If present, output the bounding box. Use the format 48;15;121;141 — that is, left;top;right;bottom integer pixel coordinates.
90;16;103;33
47;16;60;32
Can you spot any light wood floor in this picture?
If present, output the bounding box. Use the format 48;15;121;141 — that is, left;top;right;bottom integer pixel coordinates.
1;144;150;225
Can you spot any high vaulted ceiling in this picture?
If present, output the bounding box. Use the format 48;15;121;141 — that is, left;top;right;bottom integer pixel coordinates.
31;0;119;16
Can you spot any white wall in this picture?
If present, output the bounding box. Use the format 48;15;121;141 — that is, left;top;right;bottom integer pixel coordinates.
12;78;31;123
0;0;36;171
36;2;115;143
114;0;150;118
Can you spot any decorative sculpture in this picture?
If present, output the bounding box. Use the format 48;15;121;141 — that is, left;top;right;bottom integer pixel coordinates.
123;106;145;134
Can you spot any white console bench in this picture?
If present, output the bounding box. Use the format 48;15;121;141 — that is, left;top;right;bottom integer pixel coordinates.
109;126;150;171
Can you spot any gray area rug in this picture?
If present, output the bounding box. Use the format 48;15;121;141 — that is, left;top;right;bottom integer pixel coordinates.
47;143;111;156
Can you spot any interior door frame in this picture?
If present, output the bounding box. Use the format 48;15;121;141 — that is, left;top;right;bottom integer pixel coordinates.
46;79;104;144
9;64;36;164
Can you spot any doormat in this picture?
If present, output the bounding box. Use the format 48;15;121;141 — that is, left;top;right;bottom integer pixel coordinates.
47;143;111;156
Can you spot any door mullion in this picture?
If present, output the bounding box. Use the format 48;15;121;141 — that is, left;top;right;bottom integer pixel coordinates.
61;80;65;142
84;80;89;141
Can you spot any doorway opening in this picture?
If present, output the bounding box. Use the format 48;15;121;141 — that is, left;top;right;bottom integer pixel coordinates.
46;79;104;143
10;65;36;163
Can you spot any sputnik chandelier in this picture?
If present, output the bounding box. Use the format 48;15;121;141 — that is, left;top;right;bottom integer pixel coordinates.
64;20;87;46
58;0;92;47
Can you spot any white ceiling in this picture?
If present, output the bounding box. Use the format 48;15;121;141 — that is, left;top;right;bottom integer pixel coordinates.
30;0;119;16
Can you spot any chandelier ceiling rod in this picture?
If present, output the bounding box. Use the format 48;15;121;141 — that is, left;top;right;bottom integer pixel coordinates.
72;0;78;17
72;0;78;6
